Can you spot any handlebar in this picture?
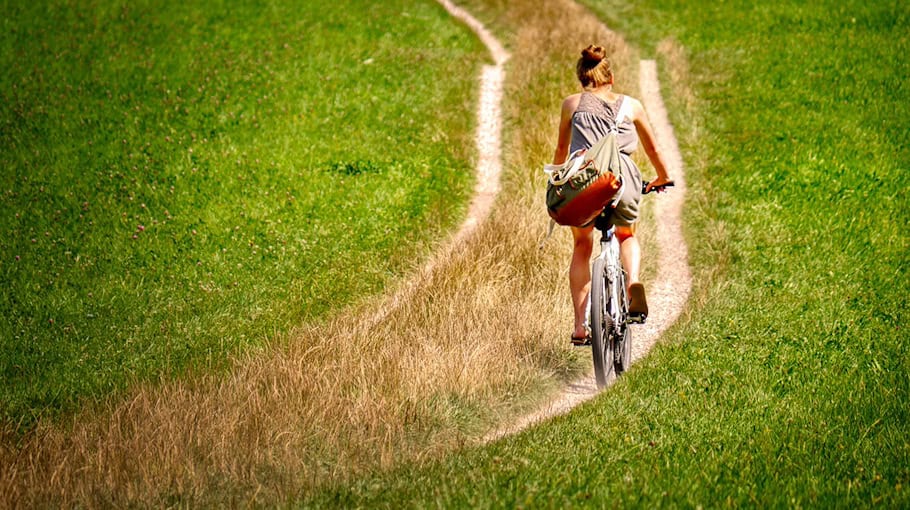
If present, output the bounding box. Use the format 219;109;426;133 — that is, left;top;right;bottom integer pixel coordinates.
641;180;675;194
594;180;675;232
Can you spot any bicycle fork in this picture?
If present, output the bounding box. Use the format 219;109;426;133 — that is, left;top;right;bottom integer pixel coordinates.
601;233;624;336
586;233;623;331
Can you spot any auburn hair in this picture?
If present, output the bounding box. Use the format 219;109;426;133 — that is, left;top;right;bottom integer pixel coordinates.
576;44;613;88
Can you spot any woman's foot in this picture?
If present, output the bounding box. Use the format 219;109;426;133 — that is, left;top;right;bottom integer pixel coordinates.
571;326;590;346
628;283;648;323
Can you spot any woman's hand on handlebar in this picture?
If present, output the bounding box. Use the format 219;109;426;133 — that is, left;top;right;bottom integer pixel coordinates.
642;177;675;194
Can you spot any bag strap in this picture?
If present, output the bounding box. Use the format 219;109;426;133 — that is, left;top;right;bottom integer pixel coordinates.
543;148;588;186
539;218;557;249
615;95;632;126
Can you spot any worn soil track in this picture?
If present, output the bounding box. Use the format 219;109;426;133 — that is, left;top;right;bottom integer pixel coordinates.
435;2;692;439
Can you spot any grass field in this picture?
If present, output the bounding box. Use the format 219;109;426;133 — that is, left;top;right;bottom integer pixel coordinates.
306;0;910;506
1;0;625;505
3;0;907;506
0;0;484;429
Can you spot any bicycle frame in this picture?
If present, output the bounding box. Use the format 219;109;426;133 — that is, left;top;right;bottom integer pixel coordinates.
598;227;625;336
589;219;631;388
586;180;669;387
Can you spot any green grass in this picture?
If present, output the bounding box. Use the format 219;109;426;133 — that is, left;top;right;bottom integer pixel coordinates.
304;0;909;506
0;0;485;430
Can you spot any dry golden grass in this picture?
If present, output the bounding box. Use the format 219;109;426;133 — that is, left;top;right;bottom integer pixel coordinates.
0;0;645;506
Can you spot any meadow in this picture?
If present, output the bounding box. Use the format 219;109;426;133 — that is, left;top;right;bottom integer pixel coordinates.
2;0;906;506
308;0;910;506
1;0;619;505
0;0;484;429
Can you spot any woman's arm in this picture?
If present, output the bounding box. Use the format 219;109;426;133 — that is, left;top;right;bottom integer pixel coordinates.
630;98;672;193
552;94;581;165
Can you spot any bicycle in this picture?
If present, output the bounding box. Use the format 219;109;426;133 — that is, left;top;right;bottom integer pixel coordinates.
587;180;673;387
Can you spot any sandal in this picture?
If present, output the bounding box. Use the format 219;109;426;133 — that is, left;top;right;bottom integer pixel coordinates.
570;326;591;346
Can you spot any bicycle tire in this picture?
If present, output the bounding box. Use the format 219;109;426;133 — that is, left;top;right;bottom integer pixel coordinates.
616;323;632;374
615;277;633;374
590;257;614;388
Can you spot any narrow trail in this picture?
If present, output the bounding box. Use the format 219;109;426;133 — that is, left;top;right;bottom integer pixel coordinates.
361;0;693;449
436;0;510;238
431;1;691;441
484;58;691;440
0;5;687;506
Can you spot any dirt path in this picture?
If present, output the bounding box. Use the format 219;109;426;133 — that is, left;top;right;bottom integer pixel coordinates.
0;5;685;506
437;0;510;239
435;0;691;440
485;59;691;441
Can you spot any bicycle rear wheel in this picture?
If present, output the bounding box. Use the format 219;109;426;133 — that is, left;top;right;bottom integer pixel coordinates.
615;323;632;374
590;258;614;388
615;277;633;374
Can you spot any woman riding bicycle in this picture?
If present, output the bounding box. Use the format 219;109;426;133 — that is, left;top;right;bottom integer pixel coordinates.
552;45;672;343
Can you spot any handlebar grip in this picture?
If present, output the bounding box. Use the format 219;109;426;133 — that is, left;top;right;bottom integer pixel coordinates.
641;180;675;194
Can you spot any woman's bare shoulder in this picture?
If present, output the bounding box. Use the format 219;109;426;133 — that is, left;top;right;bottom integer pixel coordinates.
624;96;645;118
561;93;583;113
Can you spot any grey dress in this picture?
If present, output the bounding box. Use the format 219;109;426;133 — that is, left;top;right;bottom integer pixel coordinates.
569;92;643;226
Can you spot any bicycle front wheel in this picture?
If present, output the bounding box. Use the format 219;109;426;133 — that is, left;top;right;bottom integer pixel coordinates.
590;257;614;388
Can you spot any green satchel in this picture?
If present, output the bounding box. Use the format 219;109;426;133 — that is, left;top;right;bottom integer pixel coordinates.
544;132;624;227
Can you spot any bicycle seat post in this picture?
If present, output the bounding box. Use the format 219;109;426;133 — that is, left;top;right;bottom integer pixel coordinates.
593;212;613;245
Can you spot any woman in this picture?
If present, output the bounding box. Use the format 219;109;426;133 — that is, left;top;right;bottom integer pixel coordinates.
552;45;673;343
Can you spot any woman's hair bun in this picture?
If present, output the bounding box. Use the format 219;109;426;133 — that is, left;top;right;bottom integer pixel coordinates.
580;45;606;65
576;44;612;87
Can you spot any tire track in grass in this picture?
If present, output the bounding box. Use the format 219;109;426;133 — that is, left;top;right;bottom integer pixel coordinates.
435;0;509;240
487;58;691;441
0;6;512;505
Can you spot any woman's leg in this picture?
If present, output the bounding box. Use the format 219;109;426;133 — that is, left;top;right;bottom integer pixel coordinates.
570;225;595;339
615;225;640;285
616;224;648;318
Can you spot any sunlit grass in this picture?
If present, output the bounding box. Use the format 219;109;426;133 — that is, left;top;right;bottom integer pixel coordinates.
0;0;485;428
0;0;639;506
303;0;910;507
8;0;903;505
